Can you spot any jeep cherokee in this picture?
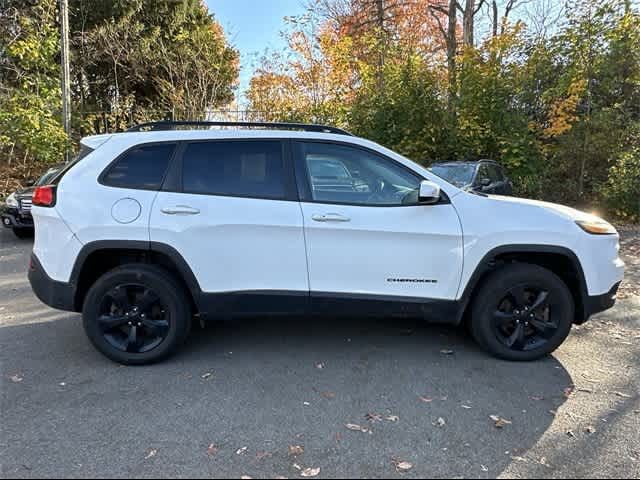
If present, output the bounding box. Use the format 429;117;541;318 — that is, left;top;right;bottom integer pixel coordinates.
27;121;625;365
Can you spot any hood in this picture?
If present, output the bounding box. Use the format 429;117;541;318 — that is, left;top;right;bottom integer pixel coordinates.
486;194;605;223
15;187;36;197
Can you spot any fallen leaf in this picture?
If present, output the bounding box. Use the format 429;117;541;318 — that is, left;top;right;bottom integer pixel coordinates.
481;465;489;472
301;467;320;477
9;374;23;383
289;445;304;457
345;423;371;434
614;391;632;398
490;415;512;428
303;402;311;406
539;457;550;467
567;430;576;438
201;372;213;380
564;387;575;398
386;415;399;422
585;425;596;434
365;412;382;423
236;447;248;455
419;396;433;403
440;349;454;355
461;405;472;409
256;451;271;460
145;449;157;460
207;444;218;456
394;461;413;472
315;363;325;370
434;417;446;427
512;456;528;463
293;463;302;471
320;391;335;400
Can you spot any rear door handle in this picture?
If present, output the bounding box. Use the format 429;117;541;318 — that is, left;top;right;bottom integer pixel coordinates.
161;205;200;215
311;213;351;223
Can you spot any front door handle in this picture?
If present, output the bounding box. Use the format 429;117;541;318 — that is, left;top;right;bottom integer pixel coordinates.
311;213;351;223
161;205;200;216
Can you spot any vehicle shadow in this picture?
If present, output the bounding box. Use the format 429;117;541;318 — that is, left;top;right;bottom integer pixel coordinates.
1;312;574;479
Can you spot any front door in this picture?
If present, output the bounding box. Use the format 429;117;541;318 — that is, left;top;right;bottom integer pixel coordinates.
293;141;463;304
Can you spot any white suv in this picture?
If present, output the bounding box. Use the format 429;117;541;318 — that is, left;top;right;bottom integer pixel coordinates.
28;121;625;365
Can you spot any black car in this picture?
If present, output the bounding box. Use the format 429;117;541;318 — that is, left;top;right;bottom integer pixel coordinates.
429;159;513;195
1;165;63;238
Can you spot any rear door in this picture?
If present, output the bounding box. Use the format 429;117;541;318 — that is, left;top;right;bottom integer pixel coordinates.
150;139;309;310
294;140;463;303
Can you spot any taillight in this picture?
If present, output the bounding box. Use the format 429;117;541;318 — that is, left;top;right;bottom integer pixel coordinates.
32;185;56;207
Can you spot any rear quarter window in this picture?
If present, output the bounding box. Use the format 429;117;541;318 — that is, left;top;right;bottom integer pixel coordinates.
101;143;176;190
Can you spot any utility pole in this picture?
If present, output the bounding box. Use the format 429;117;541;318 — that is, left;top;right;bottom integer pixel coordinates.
59;0;71;161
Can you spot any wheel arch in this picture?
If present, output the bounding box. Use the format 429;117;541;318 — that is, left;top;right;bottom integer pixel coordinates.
458;244;588;325
71;240;202;313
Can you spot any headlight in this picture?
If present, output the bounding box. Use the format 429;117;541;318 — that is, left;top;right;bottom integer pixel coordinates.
576;219;617;235
5;193;18;208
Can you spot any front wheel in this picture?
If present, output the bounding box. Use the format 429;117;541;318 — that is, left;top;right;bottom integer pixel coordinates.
83;264;192;365
471;263;574;361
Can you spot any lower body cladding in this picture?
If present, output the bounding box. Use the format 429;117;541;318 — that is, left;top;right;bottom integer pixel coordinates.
28;252;619;325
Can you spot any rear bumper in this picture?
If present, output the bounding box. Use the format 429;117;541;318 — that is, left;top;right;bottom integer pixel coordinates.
28;253;76;312
579;282;620;323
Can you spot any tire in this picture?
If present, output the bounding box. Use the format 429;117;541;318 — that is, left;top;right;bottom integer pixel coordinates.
470;263;574;361
82;264;192;365
13;228;34;239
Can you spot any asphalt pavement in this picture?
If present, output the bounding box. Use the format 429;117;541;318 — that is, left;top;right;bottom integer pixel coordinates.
1;226;638;479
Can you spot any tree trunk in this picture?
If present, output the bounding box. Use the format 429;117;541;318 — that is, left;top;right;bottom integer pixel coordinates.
447;0;458;113
492;0;499;36
376;0;386;92
463;0;475;47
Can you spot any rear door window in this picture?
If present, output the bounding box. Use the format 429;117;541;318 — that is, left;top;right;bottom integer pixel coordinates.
181;140;286;199
102;143;176;190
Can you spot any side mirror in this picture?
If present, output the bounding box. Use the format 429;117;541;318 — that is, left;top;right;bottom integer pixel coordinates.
419;180;441;204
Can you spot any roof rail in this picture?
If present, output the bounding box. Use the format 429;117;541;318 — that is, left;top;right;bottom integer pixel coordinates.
126;120;353;136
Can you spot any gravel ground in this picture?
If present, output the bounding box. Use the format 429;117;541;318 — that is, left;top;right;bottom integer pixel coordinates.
0;226;638;479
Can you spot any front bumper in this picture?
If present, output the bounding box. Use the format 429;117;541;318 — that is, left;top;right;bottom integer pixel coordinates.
579;282;621;324
28;253;76;312
1;206;33;229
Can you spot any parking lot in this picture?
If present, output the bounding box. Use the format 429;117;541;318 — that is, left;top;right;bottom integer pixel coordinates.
1;226;638;479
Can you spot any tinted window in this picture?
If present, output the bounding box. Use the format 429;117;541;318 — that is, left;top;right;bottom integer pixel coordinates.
488;164;504;182
430;164;475;187
182;141;285;199
476;164;492;185
297;142;422;206
102;143;175;190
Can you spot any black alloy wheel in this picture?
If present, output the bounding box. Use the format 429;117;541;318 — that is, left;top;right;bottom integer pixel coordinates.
492;284;558;351
83;264;191;365
98;284;170;354
471;263;574;361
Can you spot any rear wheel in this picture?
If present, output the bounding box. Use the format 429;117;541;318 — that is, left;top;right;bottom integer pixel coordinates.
83;264;191;365
471;263;574;361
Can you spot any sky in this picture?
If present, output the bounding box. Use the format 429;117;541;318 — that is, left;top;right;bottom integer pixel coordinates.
205;0;308;107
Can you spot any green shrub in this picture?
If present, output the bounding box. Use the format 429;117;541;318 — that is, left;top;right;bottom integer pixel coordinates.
601;138;640;221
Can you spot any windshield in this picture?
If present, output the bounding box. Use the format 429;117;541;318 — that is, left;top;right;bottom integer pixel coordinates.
430;164;475;187
37;168;62;186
